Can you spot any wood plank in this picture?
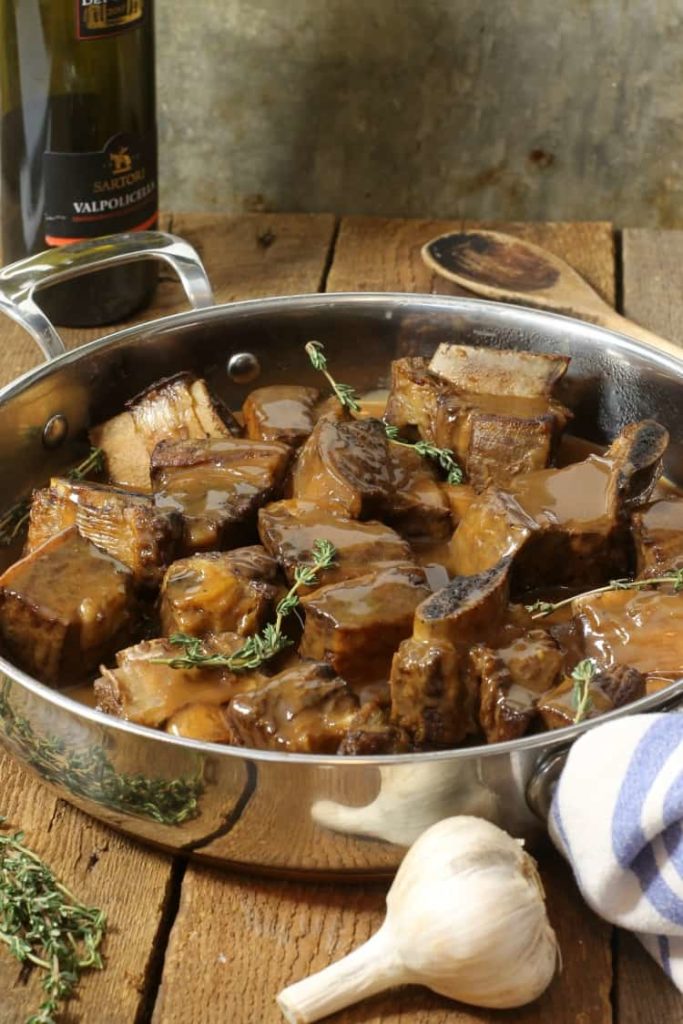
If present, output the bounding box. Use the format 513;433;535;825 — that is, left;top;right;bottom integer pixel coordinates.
615;225;683;1023
326;217;615;307
0;750;174;1024
622;228;683;346
0;211;338;1022
153;217;616;1024
615;932;683;1024
153;851;610;1024
165;212;337;304
0;212;336;387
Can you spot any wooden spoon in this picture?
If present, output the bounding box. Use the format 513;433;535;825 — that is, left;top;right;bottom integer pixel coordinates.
421;229;679;357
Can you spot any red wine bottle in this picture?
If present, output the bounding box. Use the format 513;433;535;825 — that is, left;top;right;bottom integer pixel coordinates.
0;0;158;327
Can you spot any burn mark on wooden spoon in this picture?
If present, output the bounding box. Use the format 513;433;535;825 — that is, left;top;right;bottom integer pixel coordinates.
425;232;560;293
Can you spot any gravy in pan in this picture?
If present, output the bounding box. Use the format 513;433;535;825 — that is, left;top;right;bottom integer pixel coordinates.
6;354;681;754
64;682;99;708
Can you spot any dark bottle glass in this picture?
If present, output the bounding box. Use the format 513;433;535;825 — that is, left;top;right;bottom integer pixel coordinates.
0;0;158;327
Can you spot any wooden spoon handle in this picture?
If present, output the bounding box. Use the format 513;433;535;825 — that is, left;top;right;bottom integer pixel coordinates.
580;306;683;361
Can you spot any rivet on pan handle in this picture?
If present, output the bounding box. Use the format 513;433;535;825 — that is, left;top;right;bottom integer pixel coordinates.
0;231;215;362
526;746;570;822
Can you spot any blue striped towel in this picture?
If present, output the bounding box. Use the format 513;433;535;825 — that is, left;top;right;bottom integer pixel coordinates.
550;714;683;988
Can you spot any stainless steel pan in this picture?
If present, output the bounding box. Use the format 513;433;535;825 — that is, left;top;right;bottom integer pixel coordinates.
0;230;681;878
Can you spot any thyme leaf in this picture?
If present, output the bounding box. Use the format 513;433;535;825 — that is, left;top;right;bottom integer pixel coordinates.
0;817;105;1024
305;341;361;413
384;424;464;485
155;538;338;672
571;658;596;723
0;447;105;547
0;682;203;827
0;501;31;546
525;568;683;620
66;447;105;482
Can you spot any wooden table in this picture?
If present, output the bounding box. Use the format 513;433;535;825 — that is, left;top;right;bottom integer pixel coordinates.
1;214;682;1024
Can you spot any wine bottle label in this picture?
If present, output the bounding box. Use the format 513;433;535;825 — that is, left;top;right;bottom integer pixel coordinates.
77;0;145;40
43;132;157;246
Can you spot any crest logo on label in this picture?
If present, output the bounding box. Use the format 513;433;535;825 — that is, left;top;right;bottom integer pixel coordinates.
109;146;133;174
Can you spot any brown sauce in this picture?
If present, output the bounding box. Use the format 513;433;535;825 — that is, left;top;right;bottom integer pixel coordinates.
509;455;613;526
64;682;98;708
577;589;683;680
7;368;683;753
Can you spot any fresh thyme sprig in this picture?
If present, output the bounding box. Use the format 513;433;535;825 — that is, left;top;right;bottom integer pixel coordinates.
66;446;105;482
526;568;683;620
0;817;105;1024
384;424;464;485
0;682;203;826
0;447;105;547
305;341;361;413
0;501;31;546
571;658;597;723
305;340;464;484
156;538;338;671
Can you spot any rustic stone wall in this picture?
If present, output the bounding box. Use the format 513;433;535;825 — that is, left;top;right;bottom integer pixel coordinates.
155;1;683;225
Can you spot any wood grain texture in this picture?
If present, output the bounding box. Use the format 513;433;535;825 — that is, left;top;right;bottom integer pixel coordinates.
166;211;337;303
622;228;683;346
0;751;174;1024
615;932;683;1024
152;851;611;1024
0;212;336;388
0;216;185;1024
327;217;615;307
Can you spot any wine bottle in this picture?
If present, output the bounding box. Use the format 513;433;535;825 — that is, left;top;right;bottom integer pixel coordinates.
0;0;158;327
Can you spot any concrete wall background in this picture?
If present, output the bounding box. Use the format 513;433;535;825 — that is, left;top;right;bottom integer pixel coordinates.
159;1;683;225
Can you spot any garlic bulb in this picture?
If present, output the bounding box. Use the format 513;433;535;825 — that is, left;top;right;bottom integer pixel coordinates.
312;760;500;846
277;817;559;1023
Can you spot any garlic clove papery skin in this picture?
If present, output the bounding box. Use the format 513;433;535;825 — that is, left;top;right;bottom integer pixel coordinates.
277;923;407;1024
388;816;559;1008
277;815;558;1023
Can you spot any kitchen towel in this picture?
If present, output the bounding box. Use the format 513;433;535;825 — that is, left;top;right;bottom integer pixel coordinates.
550;713;683;990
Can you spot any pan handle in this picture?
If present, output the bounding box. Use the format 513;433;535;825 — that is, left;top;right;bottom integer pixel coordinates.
527;689;683;822
526;747;569;822
0;231;215;362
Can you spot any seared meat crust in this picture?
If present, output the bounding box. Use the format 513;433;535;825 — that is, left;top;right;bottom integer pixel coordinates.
27;478;181;586
300;565;431;685
0;527;135;686
242;385;321;447
390;558;511;746
159;546;280;637
385;353;570;491
225;660;359;753
151;437;291;554
258;500;415;591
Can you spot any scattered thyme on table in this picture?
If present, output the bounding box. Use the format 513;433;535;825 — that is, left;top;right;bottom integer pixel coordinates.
0;818;105;1024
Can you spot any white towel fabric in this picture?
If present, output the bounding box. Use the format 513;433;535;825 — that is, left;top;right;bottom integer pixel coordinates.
550;713;683;990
